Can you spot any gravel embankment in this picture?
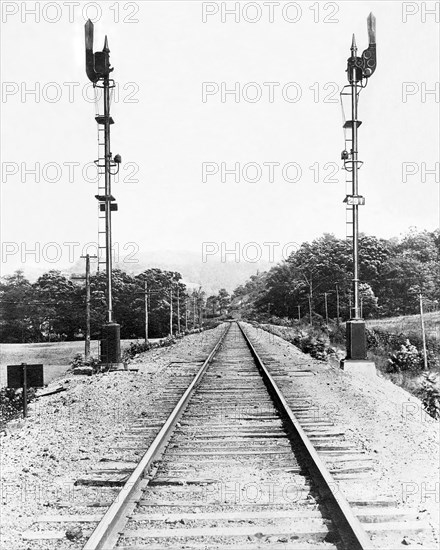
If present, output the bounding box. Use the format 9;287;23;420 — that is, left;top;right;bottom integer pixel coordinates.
243;322;440;548
2;321;438;549
0;325;225;550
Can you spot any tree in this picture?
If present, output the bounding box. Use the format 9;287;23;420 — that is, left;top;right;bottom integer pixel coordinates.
359;282;379;318
217;289;230;315
206;295;219;317
0;271;34;342
256;235;352;321
33;270;83;340
189;287;206;327
375;229;439;315
133;269;188;338
231;273;268;319
233;229;438;322
0;267;191;342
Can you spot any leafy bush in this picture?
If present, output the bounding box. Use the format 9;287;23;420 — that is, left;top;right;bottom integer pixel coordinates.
293;333;330;360
420;372;440;419
0;386;37;426
122;327;209;362
161;335;176;347
367;327;440;370
298;334;324;359
70;353;84;369
366;327;381;349
69;353;101;373
329;324;346;346
253;322;334;362
123;341;152;361
386;340;423;373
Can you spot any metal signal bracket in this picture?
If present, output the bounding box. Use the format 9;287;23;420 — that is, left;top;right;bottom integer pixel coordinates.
343;120;362;129
95;115;114;125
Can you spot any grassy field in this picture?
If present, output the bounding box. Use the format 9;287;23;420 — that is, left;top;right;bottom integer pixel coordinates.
364;312;439;410
366;311;440;343
0;339;145;387
256;314;439;416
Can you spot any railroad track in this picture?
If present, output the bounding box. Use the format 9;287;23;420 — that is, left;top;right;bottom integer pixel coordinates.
23;322;433;549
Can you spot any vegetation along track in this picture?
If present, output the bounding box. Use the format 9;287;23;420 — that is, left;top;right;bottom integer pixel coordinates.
23;322;433;549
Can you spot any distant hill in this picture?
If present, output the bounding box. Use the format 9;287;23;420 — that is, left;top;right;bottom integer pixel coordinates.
122;250;272;294
119;250;272;295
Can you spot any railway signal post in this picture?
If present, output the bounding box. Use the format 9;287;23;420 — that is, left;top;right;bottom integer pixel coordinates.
340;14;377;375
85;20;122;367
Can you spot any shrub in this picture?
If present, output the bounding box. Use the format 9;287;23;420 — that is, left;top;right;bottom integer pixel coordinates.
70;353;84;369
254;322;332;362
298;334;329;360
0;386;37;425
420;372;440;420
87;356;101;372
329;324;346;346
122;330;196;362
122;340;152;361
366;327;381;349
69;353;101;373
386;339;423;373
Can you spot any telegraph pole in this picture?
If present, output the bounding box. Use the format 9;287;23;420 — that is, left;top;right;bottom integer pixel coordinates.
85;20;122;367
324;292;329;327
420;293;428;369
83;254;92;360
73;254;97;360
335;283;340;326
144;280;149;342
193;296;196;329
185;298;188;331
340;14;377;374
297;305;301;322
169;288;173;337
177;288;181;334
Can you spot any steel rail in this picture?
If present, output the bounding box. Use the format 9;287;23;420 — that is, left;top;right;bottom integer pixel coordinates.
237;321;374;550
82;322;231;550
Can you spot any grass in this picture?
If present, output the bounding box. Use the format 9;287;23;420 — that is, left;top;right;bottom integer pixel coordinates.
366;311;440;343
251;315;440;418
0;339;139;387
365;313;440;416
366;311;440;372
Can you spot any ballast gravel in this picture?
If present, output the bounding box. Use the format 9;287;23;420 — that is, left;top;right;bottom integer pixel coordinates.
243;322;440;549
0;326;225;550
1;321;439;549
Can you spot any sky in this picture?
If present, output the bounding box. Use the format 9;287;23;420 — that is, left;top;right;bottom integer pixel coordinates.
1;0;439;274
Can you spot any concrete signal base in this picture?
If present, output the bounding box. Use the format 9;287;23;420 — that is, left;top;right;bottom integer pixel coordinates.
340;358;376;377
105;362;126;371
342;318;376;376
100;322;125;370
